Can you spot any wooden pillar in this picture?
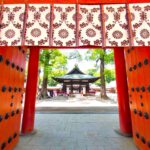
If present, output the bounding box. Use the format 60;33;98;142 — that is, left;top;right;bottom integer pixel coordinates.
79;84;81;93
21;47;40;135
87;83;89;93
71;82;73;93
114;47;132;136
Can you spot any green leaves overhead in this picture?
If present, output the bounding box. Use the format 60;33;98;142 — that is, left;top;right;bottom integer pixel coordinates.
86;49;114;65
86;49;115;86
40;49;67;67
39;49;68;86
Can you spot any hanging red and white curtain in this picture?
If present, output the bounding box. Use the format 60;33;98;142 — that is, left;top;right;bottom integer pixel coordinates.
0;3;149;47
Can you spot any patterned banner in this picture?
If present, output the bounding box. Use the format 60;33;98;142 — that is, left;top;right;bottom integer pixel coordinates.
0;4;25;46
79;5;102;46
52;4;76;47
25;4;50;46
0;3;149;47
104;4;129;47
130;3;150;46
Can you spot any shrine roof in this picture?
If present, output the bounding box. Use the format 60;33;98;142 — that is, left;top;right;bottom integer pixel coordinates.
53;66;100;83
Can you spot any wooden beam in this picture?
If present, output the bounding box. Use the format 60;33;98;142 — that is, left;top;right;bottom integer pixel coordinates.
3;0;150;4
100;5;106;48
22;4;28;46
126;4;134;47
49;4;54;46
76;4;79;47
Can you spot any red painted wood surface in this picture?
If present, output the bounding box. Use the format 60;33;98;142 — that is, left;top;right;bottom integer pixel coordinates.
126;4;134;47
100;5;106;48
21;47;40;134
114;47;132;135
0;46;27;150
3;0;150;4
124;48;138;144
124;47;150;150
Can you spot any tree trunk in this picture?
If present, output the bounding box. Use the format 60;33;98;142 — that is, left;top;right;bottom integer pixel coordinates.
38;65;48;99
100;51;109;99
41;76;48;98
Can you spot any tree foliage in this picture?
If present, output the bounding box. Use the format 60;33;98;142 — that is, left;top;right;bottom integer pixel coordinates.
39;49;67;98
86;49;113;67
86;49;114;99
104;69;115;83
87;68;115;84
48;69;67;86
40;49;67;76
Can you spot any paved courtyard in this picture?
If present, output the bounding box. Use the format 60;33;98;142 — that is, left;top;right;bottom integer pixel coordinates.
15;113;137;150
35;94;118;112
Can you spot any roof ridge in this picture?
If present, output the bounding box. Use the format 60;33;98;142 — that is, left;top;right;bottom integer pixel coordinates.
67;66;85;75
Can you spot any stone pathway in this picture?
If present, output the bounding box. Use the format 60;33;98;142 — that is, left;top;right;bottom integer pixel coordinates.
15;114;137;150
35;94;118;112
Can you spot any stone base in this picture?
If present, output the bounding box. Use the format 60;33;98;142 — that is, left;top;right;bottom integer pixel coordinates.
20;129;37;136
114;129;132;137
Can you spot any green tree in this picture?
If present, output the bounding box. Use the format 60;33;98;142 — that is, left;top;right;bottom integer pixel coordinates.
105;69;115;83
86;49;114;99
48;69;67;86
39;49;67;98
87;68;100;86
87;68;97;76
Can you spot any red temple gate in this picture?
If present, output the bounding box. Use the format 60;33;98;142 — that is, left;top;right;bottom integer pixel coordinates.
0;46;26;149
0;0;149;149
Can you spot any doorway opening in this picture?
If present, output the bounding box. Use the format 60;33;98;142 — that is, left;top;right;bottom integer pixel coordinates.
26;48;118;113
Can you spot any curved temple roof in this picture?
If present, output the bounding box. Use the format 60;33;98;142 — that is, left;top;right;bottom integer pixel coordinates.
0;3;149;47
53;66;100;83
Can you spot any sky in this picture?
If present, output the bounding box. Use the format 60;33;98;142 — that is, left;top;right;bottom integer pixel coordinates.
61;49;114;73
61;49;96;73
